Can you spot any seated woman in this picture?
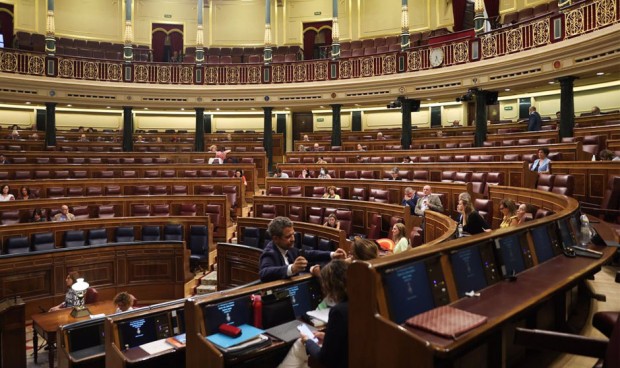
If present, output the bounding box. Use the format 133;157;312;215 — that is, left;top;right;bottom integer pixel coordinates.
515;203;531;225
31;208;46;222
323;213;340;230
499;199;519;228
0;184;15;201
298;168;311;179
457;198;490;235
233;169;247;187
317;168;331;179
278;260;349;368
323;186;340;199
347;237;379;262
113;292;136;313
392;223;410;254
530;147;551;174
19;186;33;200
49;271;81;312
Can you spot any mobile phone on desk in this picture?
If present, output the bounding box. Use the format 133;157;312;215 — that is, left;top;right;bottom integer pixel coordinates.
297;324;318;343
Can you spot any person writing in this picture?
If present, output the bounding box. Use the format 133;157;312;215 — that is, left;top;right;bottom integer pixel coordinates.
259;217;346;282
49;271;81;312
392;223;410;254
530;147;551;174
323;214;340;229
457;198;489;235
278;260;349;368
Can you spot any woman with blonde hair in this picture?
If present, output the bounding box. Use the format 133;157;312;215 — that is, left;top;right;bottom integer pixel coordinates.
392;222;409;254
323;213;340;229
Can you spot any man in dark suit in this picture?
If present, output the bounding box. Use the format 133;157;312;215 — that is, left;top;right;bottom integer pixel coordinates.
527;106;542;131
259;217;347;282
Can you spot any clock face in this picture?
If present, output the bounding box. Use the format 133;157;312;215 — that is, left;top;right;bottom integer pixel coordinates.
430;48;444;67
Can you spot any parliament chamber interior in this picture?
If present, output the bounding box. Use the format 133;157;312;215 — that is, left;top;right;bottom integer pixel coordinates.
0;0;619;367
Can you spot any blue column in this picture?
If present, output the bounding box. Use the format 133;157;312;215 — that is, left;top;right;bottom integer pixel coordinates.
263;107;274;172
123;107;134;152
45;103;57;147
195;108;205;151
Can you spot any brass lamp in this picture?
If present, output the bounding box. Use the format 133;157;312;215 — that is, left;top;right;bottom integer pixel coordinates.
70;278;91;318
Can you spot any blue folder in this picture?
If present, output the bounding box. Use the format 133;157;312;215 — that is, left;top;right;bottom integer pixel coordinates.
206;324;265;349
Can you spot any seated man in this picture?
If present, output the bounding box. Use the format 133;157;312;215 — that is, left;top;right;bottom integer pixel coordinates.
259;217;346;282
53;205;75;222
414;185;444;216
401;187;418;214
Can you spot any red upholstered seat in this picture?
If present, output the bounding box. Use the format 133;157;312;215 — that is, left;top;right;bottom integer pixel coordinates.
289;206;304;222
551;174;574;197
260;204;277;219
131;204;151;217
307;207;325;225
97;205;116;218
287;186;302;197
268;186;283;196
536;174;555;192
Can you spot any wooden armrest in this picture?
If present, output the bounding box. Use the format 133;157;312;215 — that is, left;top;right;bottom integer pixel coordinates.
514;327;608;358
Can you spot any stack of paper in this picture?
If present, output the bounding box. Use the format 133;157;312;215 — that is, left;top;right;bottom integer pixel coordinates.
306;308;330;324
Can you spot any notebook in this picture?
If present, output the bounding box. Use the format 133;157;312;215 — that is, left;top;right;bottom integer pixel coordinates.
405;306;488;339
265;320;316;343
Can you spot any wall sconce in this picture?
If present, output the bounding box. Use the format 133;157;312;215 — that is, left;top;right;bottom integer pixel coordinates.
70;278;91;318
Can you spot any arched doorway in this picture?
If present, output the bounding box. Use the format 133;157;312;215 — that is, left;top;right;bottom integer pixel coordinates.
151;23;184;62
302;21;332;60
0;4;14;49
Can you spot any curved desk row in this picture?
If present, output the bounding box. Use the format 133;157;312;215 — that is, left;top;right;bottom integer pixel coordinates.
3;176;245;209
286;141;585;163
0;153;266;188
348;186;616;367
0;195;228;240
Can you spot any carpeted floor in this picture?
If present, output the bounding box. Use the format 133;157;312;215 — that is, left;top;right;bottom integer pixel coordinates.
26;321;54;368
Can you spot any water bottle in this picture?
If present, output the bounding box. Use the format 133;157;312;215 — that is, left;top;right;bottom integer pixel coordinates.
579;214;592;246
457;224;463;238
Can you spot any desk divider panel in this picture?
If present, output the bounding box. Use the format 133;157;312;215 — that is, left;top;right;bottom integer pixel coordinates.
346;187;620;368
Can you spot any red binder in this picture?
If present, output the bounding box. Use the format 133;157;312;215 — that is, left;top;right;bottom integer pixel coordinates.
405;306;488;339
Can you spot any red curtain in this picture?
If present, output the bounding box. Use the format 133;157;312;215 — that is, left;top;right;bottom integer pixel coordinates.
452;0;467;32
0;3;14;49
151;23;184;62
302;21;332;60
484;0;499;18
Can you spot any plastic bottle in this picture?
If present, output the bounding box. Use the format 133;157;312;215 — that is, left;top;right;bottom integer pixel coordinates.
457;224;463;237
579;214;592;246
251;295;262;328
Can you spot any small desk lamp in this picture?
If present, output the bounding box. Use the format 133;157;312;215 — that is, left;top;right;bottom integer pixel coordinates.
70;278;91;318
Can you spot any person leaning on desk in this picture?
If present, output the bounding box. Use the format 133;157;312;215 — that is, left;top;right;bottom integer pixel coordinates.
259;217;347;282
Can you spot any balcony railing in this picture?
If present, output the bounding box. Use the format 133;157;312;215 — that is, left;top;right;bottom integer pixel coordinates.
0;0;617;86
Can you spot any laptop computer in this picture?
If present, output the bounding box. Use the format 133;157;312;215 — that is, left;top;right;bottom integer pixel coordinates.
265;320;316;343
